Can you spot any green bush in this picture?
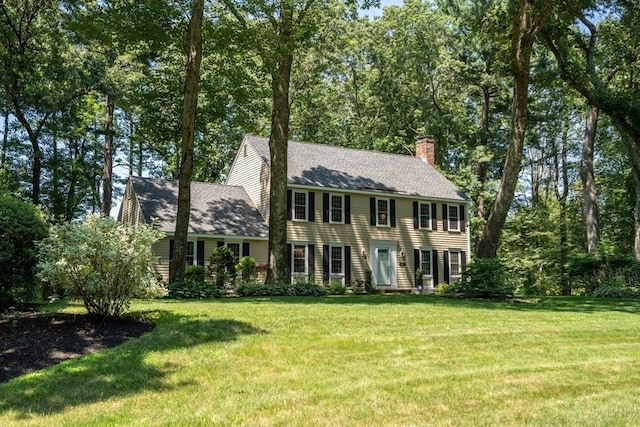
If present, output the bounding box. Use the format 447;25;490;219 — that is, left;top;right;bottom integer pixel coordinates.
236;256;257;282
0;194;49;310
208;246;236;289
37;215;167;317
236;281;326;297
185;265;206;283
167;281;222;299
364;267;376;293
327;279;346;295
451;257;515;298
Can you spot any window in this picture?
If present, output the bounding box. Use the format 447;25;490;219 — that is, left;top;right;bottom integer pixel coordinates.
377;198;389;226
331;194;343;223
419;202;431;229
449;250;461;277
292;244;307;274
227;243;240;260
186;241;195;265
420;249;432;276
293;191;307;221
448;205;460;231
330;245;343;275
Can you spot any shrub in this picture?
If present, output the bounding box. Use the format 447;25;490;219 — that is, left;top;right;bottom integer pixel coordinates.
0;194;49;310
208;246;236;289
236;256;257;282
327;279;346;295
452;257;515;298
236;281;326;297
364;267;376;293
37;215;167;318
167;281;222;299
185;265;206;283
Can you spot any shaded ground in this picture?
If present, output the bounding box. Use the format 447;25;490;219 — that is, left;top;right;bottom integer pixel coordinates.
0;307;154;383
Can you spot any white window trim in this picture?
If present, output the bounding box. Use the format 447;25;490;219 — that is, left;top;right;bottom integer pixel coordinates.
224;239;244;259
376;198;390;227
420;247;433;277
291;242;308;276
186;241;196;265
449;248;462;278
419;202;431;230
292;191;308;222
329;193;345;224
329;243;345;277
448;205;460;231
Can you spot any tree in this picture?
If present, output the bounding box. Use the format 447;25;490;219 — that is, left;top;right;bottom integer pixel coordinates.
37;215;166;318
476;0;555;258
170;0;205;284
0;193;48;309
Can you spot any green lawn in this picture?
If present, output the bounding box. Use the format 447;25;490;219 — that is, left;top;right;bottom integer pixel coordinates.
1;296;639;426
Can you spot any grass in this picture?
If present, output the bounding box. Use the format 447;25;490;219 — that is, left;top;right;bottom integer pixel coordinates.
1;295;639;426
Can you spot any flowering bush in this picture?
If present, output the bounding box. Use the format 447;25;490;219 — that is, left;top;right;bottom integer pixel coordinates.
37;215;167;317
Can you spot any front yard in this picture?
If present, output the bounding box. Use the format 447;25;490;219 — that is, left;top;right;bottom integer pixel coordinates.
1;295;639;426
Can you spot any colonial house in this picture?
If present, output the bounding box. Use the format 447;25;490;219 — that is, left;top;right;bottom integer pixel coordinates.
118;135;471;291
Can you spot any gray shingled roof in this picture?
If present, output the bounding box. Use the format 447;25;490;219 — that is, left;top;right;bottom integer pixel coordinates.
244;135;469;201
130;176;268;237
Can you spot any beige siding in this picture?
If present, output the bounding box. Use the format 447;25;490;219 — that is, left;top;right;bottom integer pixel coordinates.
118;182;145;226
287;191;470;290
152;236;269;283
226;141;270;221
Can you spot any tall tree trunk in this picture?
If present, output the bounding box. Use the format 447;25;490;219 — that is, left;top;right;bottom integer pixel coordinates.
581;105;600;255
475;84;490;221
476;0;553;258
555;117;570;295
265;19;294;284
623;135;640;261
101;95;114;216
1;112;8;165
169;0;204;284
11;100;45;205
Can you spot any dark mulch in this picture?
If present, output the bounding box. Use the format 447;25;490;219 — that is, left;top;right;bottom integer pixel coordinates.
0;306;154;383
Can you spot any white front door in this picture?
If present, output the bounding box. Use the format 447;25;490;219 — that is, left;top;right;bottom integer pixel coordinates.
370;241;397;288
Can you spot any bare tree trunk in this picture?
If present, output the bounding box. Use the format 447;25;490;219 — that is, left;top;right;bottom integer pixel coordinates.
475;85;490;221
555;117;570;295
1;112;8;165
581;105;600;255
265;18;294;284
101;95;114;216
476;0;553;258
169;0;204;284
623;135;640;261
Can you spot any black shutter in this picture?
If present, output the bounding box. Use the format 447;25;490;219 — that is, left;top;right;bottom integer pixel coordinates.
413;202;419;229
308;192;315;222
460;205;466;232
413;249;420;285
323;245;330;283
345;195;351;224
444;250;450;284
197;241;205;266
431;203;437;231
323;193;330;222
169;239;175;261
432;250;439;285
242;242;250;257
287;190;292;220
308;244;315;281
461;250;467;273
442;204;449;231
390;199;396;227
217;241;224;248
370;197;376;226
287;244;292;272
345;246;351;284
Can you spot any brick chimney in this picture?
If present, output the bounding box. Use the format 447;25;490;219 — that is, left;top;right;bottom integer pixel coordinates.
416;136;435;166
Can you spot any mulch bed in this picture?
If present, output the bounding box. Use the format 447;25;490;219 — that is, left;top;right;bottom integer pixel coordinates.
0;306;154;383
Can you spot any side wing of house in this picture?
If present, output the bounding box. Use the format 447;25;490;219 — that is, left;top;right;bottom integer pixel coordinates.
226;136;271;222
285;187;470;290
